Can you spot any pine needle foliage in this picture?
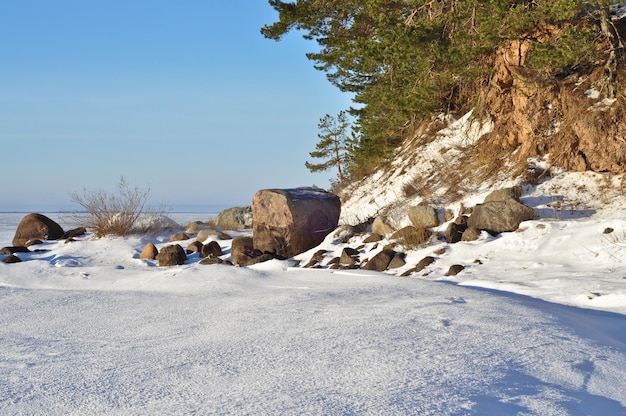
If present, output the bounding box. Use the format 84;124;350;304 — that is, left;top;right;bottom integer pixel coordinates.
262;0;624;175
305;111;355;187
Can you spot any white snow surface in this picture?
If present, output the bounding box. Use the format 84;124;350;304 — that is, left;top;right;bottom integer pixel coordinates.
1;206;626;415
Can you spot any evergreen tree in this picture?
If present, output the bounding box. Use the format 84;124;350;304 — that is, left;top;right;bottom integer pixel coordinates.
305;111;353;187
263;1;621;176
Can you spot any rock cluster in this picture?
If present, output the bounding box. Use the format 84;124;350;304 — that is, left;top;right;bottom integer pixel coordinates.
300;186;535;277
2;213;86;263
1;187;535;276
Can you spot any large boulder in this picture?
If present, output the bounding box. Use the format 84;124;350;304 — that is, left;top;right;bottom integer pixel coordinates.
467;199;535;234
252;187;341;258
214;206;253;230
12;213;65;246
407;204;439;229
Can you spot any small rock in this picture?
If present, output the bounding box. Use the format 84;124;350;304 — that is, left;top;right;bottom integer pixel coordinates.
388;253;406;269
186;241;203;254
362;249;396;271
0;246;30;255
140;243;158;260
363;234;383;243
446;264;465;276
156;244;186;266
2;254;22;263
340;247;360;266
201;241;223;258
169;232;190;242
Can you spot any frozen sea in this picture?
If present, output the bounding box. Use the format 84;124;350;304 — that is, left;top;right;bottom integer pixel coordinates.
0;212;218;248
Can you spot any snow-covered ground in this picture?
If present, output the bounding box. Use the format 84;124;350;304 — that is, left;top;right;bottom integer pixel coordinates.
1;204;626;414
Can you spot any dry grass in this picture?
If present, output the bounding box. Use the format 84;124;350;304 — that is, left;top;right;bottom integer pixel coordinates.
70;177;169;237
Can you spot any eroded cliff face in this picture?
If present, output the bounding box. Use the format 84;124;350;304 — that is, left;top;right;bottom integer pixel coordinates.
480;39;626;174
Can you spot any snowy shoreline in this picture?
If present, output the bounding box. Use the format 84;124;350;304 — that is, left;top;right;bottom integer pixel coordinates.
2;206;626;413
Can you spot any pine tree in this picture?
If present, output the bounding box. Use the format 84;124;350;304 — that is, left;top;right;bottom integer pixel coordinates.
305;111;353;187
263;1;620;175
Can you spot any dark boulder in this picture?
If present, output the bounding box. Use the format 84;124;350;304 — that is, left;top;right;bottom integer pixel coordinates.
201;241;223;258
231;236;274;266
2;254;22;264
445;222;467;243
446;264;465;276
156;244;186;266
186;241;203;254
12;213;65;246
1;246;31;255
63;227;87;239
362;249;396;272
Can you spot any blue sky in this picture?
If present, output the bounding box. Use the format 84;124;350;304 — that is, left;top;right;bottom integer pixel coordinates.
0;1;351;212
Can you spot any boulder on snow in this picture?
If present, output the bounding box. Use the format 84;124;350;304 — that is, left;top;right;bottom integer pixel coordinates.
252;187;340;258
467;199;535;234
362;248;396;271
196;228;232;242
12;213;65;246
339;247;360;266
371;216;396;235
140;242;159;260
390;226;432;246
483;186;522;203
461;227;481;242
156;244;186;266
231;236;274;266
201;241;223;258
215;206;253;230
445;222;467;243
169;232;190;242
408;204;439;229
2;254;22;264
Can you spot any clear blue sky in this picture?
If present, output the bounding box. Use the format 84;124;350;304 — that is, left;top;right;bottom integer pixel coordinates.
0;1;352;212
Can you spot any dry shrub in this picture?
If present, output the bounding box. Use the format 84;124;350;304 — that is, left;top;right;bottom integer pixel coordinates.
70;177;169;237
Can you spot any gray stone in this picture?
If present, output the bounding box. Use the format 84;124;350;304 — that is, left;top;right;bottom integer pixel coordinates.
408;204;439;229
467;199;535;234
484;186;522;203
371;216;396;234
215;206;253;230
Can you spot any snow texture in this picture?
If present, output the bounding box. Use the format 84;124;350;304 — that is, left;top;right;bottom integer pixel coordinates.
1;209;626;415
